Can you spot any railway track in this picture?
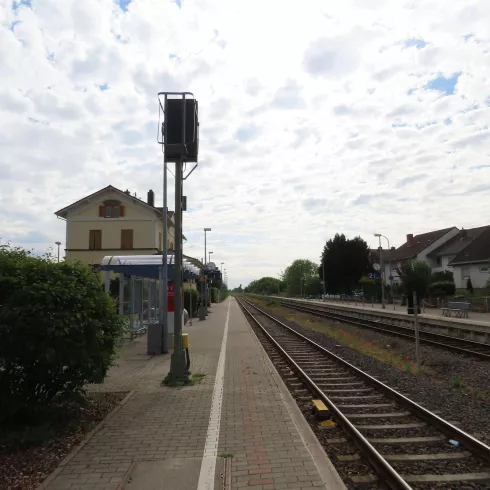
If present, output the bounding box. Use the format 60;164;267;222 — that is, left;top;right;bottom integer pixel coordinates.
274;298;490;360
237;297;490;490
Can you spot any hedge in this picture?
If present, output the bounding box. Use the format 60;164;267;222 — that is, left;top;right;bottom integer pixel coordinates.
0;245;124;421
184;289;199;315
427;280;456;297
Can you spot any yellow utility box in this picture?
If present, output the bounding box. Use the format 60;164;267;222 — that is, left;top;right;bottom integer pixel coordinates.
172;333;189;349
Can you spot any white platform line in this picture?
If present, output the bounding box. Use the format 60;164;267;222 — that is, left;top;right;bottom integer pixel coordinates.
196;298;231;490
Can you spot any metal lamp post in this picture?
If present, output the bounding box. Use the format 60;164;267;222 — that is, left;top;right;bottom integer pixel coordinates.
200;228;211;319
209;251;213;263
375;233;392;309
322;252;326;301
55;241;61;263
374;233;388;309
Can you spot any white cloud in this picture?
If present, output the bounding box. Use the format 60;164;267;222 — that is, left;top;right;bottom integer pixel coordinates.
1;0;490;288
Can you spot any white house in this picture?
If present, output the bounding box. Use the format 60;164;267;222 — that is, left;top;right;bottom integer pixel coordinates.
446;227;490;289
372;227;459;286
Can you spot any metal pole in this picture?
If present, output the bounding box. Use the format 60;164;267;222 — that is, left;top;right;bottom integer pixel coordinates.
204;233;207;312
413;291;420;366
189;279;192;326
162;160;169;352
119;274;125;316
165;158;188;384
322;255;326;301
379;238;385;309
130;275;135;329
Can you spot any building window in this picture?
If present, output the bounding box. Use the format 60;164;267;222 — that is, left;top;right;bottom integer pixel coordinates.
480;267;489;273
437;257;442;266
89;230;102;250
121;229;134;249
99;201;124;218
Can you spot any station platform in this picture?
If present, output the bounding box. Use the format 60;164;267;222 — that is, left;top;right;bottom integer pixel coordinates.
41;298;345;490
289;297;490;328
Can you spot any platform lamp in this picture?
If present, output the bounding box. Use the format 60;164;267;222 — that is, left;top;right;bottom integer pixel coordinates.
374;233;389;309
55;241;61;263
158;91;199;386
200;228;211;319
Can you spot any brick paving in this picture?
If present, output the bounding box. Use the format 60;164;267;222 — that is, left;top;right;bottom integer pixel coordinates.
42;299;343;490
219;299;335;490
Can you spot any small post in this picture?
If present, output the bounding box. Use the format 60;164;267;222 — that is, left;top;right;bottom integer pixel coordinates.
413;291;421;366
372;296;374;308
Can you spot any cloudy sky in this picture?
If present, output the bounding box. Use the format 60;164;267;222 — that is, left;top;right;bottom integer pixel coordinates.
1;0;489;288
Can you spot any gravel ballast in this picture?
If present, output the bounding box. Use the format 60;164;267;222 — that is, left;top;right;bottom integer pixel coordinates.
252;299;490;445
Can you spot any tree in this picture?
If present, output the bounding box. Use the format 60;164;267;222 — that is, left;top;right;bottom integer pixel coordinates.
0;244;124;420
282;259;318;297
466;277;474;294
244;277;281;295
396;260;432;304
320;234;371;294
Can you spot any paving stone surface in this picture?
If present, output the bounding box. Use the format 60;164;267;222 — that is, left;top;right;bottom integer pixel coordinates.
219;299;328;490
43;299;336;490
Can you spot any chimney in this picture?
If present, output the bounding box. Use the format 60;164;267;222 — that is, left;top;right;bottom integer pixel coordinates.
147;189;155;207
407;234;414;246
460;228;467;240
391;246;395;251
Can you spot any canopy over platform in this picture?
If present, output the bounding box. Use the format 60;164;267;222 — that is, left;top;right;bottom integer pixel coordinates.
100;255;201;280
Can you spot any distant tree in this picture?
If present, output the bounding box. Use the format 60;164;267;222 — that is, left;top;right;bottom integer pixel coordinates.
244;277;281;295
305;276;323;296
319;234;371;294
466;277;474;294
282;259;318;297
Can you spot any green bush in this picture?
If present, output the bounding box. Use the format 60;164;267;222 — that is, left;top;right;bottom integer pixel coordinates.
184;289;199;315
427;280;456;297
210;287;219;303
0;245;124;421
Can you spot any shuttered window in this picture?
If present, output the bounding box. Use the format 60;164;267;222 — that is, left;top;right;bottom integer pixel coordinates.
121;229;134;249
89;230;102;250
98;202;125;218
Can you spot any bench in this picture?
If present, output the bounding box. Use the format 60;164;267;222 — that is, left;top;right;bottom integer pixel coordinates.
441;301;470;319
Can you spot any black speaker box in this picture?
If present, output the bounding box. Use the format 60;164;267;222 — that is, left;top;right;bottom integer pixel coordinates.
164;98;199;162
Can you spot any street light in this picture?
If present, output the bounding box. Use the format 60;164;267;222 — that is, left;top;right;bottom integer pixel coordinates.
55;241;61;263
374;233;391;309
200;228;211;319
204;228;211;264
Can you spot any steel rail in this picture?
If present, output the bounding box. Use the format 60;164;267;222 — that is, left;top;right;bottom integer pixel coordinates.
237;297;412;490
239;297;490;467
276;299;490;360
